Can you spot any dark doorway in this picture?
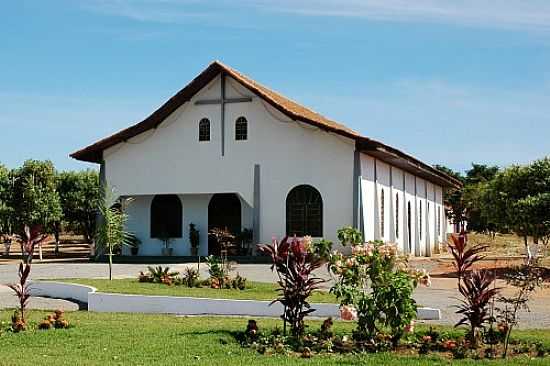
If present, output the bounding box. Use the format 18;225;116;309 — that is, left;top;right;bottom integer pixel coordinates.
208;193;241;255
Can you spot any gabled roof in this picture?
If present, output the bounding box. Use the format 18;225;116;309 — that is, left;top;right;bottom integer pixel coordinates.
70;61;461;188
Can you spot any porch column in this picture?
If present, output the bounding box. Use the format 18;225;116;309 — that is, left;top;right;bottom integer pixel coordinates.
253;164;261;246
352;150;363;236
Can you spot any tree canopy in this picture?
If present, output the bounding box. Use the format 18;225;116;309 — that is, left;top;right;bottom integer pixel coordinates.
57;170;100;241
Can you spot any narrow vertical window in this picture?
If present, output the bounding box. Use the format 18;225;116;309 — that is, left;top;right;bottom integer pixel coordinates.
395;194;399;239
437;207;441;236
419;201;423;240
235;116;248;140
380;189;385;237
407;201;412;251
199;118;210;141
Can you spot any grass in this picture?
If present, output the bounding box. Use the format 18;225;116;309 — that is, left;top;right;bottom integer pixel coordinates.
55;278;338;303
0;311;549;365
468;233;527;257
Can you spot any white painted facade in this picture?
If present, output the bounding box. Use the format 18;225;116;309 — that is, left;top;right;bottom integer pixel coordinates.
99;73;449;257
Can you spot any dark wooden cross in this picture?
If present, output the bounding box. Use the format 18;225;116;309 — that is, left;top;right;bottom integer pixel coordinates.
194;73;252;156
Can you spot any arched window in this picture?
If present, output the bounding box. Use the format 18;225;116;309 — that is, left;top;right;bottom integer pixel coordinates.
199;118;210;141
380;189;385;237
150;194;182;238
235;116;248;141
419;201;423;240
286;185;323;237
395;194;399;239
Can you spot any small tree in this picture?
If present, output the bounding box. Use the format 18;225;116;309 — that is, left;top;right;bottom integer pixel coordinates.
95;188;133;280
8;225;48;330
57;170;100;243
482;158;550;256
11;160;62;235
497;260;544;358
258;236;326;338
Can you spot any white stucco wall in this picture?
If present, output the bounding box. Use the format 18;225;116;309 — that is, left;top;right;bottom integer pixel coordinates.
360;155;376;242
104;75;355;248
359;155;443;256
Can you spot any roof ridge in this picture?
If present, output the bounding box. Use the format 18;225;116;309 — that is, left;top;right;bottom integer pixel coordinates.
70;60;461;188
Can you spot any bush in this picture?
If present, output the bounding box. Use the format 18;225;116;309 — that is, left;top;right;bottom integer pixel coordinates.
144;266;179;285
181;267;200;288
329;227;429;346
258;236;326;338
231;273;247;290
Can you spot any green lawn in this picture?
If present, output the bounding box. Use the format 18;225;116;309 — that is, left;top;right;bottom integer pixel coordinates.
55;278;338;303
0;311;548;365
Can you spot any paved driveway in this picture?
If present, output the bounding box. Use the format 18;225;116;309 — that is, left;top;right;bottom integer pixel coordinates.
1;262;549;328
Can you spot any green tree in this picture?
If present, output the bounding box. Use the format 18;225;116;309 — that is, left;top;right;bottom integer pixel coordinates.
96;188;133;280
11;160;62;235
434;165;466;230
57;170;99;242
465;163;499;185
463;164;499;233
0;164;15;236
482;157;550;252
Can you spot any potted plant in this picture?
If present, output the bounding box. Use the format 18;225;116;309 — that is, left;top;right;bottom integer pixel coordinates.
129;236;141;256
237;228;253;256
189;223;200;256
2;235;12;256
159;230;174;256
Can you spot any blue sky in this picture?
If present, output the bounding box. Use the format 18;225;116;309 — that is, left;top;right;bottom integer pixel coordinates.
1;1;550;173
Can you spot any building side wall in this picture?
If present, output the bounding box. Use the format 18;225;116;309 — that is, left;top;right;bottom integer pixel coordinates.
359;153;444;256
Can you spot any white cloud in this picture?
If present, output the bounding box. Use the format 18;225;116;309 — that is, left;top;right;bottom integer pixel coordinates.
258;0;550;32
82;0;550;32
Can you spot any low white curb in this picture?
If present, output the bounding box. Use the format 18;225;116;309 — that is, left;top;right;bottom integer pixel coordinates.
30;281;96;303
30;281;441;320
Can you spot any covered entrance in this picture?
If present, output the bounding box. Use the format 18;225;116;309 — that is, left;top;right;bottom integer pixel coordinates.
208;193;242;255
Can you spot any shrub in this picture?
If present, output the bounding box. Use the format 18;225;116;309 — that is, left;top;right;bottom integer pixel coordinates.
206;255;233;289
329;229;426;347
447;232;487;280
7;225;45;331
138;271;153;283
231;273;247;290
455;269;499;348
258;236;326;338
11;310;26;333
497;260;544;358
145;266;179;285
448;232;499;349
181;267;200;288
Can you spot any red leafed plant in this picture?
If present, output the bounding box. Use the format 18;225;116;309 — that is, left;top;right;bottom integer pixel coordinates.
456;270;500;347
448;231;499;348
18;225;49;264
448;231;488;281
258;236;326;338
8;262;32;331
7;225;47;330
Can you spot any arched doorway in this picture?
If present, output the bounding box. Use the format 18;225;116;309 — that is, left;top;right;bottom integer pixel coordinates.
208;193;241;255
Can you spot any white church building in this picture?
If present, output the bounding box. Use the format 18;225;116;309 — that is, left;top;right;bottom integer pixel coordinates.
71;61;461;257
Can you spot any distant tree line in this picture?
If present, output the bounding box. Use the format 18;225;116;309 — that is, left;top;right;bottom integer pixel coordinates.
0;160;99;251
436;157;550;249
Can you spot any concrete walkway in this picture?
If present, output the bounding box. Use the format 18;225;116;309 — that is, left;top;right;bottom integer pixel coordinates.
1;262;549;328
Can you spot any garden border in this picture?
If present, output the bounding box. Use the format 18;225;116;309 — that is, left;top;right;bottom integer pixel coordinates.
29;281;441;320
